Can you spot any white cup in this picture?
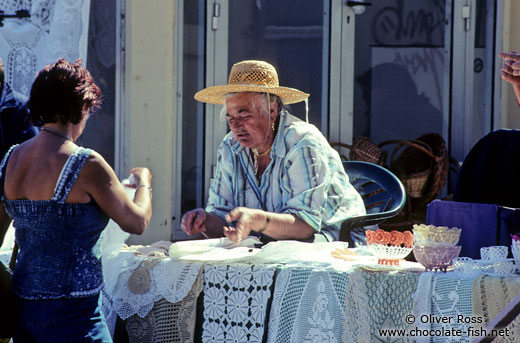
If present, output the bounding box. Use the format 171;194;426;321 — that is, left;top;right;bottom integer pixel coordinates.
494;260;516;275
452;257;479;275
480;246;508;260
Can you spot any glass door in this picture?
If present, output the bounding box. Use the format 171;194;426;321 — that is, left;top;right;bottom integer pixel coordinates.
349;0;502;188
351;0;448;144
225;0;330;130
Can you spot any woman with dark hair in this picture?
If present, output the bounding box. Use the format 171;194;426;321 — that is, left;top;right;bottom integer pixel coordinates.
0;59;152;342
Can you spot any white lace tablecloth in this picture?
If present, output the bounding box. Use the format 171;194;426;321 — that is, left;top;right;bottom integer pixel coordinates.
202;263;277;342
104;247;203;320
413;271;501;343
103;238;427;342
268;265;421;343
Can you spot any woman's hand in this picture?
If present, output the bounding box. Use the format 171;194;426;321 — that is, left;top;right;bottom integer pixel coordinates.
130;167;152;187
499;51;520;105
224;207;267;244
499;51;520;85
181;208;208;236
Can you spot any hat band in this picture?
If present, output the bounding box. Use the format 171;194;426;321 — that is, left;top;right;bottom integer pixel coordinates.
229;82;279;88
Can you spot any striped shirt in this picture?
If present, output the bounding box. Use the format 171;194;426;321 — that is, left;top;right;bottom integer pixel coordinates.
206;110;366;241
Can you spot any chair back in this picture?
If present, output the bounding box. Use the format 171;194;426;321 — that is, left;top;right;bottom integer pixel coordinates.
426;199;520;259
340;161;406;244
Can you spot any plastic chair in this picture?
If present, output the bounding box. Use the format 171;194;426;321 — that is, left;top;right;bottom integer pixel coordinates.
340;161;407;245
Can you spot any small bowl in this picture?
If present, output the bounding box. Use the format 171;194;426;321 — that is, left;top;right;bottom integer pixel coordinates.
413;245;462;272
413;224;461;247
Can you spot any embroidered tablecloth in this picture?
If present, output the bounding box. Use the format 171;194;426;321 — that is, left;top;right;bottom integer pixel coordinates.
267;265;421;343
103;238;520;343
472;275;520;342
413;272;490;343
201;263;277;343
124;273;204;343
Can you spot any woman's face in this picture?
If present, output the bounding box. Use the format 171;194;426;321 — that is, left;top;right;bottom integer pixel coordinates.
225;92;277;151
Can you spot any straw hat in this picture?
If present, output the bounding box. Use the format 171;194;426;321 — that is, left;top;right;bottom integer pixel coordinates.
194;60;309;105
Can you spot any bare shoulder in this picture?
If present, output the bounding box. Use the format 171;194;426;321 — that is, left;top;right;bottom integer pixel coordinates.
83;150;112;172
80;150;117;189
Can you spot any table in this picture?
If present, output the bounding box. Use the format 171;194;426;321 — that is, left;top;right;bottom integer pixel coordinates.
103;240;520;343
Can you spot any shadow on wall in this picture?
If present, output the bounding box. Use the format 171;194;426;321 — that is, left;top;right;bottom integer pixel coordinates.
358;62;442;143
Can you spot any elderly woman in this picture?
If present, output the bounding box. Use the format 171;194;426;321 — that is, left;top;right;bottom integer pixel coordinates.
0;59;152;342
181;60;365;244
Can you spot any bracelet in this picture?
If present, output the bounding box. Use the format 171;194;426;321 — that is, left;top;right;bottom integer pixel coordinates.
258;212;270;233
135;184;153;200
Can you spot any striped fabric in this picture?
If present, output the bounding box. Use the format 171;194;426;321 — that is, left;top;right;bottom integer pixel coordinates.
206;110;365;241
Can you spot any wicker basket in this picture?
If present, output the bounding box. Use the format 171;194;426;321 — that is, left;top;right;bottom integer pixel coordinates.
401;168;432;198
330;136;386;165
379;133;449;205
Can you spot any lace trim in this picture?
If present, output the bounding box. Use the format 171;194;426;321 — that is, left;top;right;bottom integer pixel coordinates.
52;147;91;203
14;283;102;300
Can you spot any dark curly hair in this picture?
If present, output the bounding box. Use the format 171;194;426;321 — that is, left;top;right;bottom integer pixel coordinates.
29;58;102;126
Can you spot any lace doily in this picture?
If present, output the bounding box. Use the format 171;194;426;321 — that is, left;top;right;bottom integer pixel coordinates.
268;266;351;343
472;275;520;342
345;269;420;342
202;263;276;343
108;256;203;320
125;273;203;343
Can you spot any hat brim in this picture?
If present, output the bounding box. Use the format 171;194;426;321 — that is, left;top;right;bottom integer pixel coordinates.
194;84;309;105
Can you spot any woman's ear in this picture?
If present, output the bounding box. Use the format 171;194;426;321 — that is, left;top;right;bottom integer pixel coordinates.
270;100;278;118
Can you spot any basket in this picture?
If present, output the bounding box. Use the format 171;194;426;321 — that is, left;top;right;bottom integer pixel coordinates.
330;136;386;165
379;133;449;205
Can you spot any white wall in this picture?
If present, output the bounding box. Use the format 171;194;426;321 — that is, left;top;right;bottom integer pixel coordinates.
120;0;176;244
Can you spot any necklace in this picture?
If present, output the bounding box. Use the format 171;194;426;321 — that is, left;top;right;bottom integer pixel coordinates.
42;127;72;141
257;145;272;157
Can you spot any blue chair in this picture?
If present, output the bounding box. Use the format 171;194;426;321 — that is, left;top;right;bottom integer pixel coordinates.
341;161;407;245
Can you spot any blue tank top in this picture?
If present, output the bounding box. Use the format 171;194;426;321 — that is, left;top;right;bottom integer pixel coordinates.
0;145;109;299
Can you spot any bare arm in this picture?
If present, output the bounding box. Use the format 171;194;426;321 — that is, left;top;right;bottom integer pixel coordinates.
83;152;152;235
0;202;12;247
223;207;314;244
